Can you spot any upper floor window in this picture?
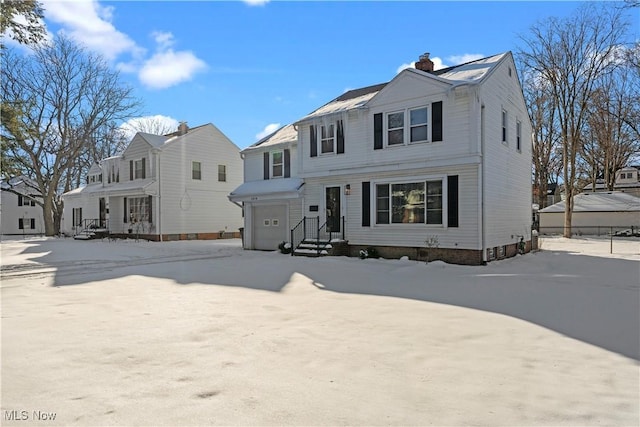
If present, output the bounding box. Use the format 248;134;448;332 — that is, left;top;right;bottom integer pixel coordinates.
218;164;226;182
410;107;428;143
271;151;283;178
375;180;442;225
502;110;508;144
134;159;144;179
321;124;335;154
516;120;522;152
17;195;36;207
192;161;202;180
387;112;404;145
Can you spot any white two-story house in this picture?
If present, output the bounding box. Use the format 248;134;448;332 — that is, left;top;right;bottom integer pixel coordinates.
62;122;243;241
1;176;45;237
231;52;532;264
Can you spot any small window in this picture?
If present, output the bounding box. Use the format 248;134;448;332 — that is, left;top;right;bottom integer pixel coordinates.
192;161;202;180
18;195;23;206
218;165;226;182
488;247;496;260
321;124;335;154
263;219;270;227
410;107;428;143
502;110;508;143
272;151;283;178
498;245;506;258
272;219;280;227
387;112;404;145
30;198;36;207
516;120;522;152
134;159;144;179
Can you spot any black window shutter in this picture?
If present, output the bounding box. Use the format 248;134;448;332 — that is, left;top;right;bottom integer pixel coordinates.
18;218;23;229
123;197;128;223
142;158;146;179
30;218;35;229
284;149;291;178
432;101;443;142
310;125;317;157
263;152;270;180
18;194;23;206
148;195;153;223
447;175;458;228
337;120;345;154
374;113;383;150
129;160;133;180
362;182;370;227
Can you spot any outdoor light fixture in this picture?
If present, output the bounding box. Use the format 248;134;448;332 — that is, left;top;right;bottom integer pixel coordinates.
344;184;351;195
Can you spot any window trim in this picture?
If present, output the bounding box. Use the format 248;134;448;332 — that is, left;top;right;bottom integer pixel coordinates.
384;105;432;147
516;119;522;152
371;175;447;227
320;123;336;155
218;164;227;182
271;151;284;178
134;159;145;179
192;161;202;180
501;109;508;144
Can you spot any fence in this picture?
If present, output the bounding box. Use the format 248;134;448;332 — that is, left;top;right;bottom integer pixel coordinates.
537;225;639;237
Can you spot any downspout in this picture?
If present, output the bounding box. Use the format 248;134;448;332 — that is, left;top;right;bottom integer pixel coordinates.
480;103;486;264
157;150;162;242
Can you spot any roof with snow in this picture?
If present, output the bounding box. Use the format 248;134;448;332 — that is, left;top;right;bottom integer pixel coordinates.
539;192;640;213
136;132;170;148
245;124;297;152
229;178;304;202
297;53;508;122
62;179;157;198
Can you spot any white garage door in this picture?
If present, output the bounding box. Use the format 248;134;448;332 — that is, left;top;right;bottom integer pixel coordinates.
253;205;287;250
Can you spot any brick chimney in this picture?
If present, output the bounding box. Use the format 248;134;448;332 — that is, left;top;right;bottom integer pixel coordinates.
415;52;434;73
178;121;189;136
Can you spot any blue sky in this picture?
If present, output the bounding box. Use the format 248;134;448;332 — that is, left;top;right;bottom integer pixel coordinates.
26;1;632;148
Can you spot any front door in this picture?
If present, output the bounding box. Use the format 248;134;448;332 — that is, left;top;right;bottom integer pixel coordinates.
325;187;341;232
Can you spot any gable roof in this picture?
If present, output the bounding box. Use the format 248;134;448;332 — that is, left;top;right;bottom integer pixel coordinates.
540;192;640;213
137;132;169;148
297;52;509;123
245;123;297;152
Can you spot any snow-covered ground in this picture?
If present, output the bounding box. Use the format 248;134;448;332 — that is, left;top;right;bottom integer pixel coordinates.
1;236;638;426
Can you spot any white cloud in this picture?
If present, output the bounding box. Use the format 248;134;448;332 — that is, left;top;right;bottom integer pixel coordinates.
139;49;207;90
42;0;140;61
119;115;180;140
243;0;270;5
396;61;415;74
256;123;281;140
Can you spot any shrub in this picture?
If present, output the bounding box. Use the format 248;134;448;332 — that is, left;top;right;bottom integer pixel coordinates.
359;246;379;259
278;241;292;254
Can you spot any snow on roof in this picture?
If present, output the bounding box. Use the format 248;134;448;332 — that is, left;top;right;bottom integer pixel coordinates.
62;179;157;197
245;124;297;151
298;53;507;123
433;52;507;82
298;83;386;122
540;192;640;213
87;163;102;175
229;178;304;202
137;132;169;148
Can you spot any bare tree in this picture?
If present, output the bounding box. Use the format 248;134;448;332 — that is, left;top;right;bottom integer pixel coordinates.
122;116;179;137
520;68;562;209
0;34;141;235
519;3;630;237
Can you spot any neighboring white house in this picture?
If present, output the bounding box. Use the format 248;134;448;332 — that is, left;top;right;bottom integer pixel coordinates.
1;176;45;237
231;51;533;264
582;166;640;198
228;124;303;250
539;192;640;235
62;122;243;241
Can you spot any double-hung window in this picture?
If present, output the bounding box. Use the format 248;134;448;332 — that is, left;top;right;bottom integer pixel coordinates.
375;179;443;225
387;112;404;145
502;110;508;144
516;120;522;152
192;161;202;180
271;151;283;178
321;124;335;154
410;107;428;143
134;159;145;179
218;165;226;182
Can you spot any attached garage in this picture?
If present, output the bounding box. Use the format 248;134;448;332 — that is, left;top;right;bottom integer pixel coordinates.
252;205;288;250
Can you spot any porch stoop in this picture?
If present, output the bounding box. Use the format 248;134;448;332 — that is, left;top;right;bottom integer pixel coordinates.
73;228;109;240
292;239;332;257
